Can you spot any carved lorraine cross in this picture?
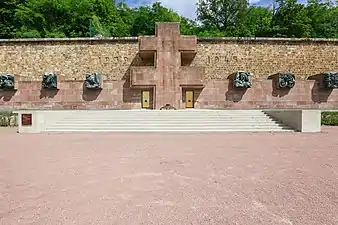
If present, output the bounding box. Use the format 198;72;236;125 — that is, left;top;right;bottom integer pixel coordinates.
130;22;204;109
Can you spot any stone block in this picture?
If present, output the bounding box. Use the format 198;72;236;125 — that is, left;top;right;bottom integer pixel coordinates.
264;109;321;132
130;67;157;87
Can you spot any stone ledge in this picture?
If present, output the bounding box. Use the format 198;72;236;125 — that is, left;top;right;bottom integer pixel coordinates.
197;37;338;43
0;36;338;44
264;109;321;132
0;37;138;43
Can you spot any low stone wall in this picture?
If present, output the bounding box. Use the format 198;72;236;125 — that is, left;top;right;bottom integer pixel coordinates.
1;81;141;110
1;79;337;110
1;78;338;110
264;109;321;132
14;109;322;133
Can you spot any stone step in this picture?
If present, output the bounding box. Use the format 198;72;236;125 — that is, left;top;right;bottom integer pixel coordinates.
48;114;275;118
59;110;268;114
59;115;276;119
57;116;276;121
47;124;288;128
41;110;294;132
60;111;269;115
49;118;284;124
61;112;270;115
51;121;281;126
62;109;264;112
44;128;294;132
52;120;283;124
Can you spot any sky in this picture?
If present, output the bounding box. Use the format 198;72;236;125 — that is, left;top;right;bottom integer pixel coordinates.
119;0;307;19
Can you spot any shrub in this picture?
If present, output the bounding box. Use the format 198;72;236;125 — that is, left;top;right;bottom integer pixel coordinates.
321;111;338;126
0;111;18;127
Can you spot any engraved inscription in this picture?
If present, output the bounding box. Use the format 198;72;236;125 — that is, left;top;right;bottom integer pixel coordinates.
21;114;32;126
207;55;233;65
113;56;119;63
112;56;130;65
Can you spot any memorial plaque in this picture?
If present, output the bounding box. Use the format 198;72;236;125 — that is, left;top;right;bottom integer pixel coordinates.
0;74;15;90
323;72;338;89
84;72;102;89
42;72;58;89
234;71;252;88
21;114;32;126
278;72;295;89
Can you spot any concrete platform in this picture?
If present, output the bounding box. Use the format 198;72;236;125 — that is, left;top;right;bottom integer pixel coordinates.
11;109;307;133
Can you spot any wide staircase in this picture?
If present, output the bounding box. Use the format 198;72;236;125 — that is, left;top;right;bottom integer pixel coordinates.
43;109;294;132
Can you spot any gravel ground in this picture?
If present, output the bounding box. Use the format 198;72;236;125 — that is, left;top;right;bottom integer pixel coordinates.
0;127;337;225
0;127;16;133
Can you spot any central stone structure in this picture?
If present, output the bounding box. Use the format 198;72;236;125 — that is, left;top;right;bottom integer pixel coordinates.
1;21;338;110
2;21;332;133
130;22;204;109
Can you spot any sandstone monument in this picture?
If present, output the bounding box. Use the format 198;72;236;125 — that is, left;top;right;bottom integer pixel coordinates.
0;22;337;133
0;22;338;110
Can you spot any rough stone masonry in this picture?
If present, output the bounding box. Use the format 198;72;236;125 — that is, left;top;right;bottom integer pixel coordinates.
0;22;338;109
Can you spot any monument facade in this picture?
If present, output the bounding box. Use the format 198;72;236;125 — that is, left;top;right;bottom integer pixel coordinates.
0;22;338;110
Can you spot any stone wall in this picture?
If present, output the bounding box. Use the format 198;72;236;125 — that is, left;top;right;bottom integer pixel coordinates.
195;38;338;81
0;37;338;109
0;38;139;81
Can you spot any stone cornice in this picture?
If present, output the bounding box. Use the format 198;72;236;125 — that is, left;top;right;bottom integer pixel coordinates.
0;36;338;43
197;37;338;43
0;37;138;43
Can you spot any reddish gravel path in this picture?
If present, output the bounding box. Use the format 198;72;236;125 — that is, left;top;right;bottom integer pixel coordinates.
0;127;337;225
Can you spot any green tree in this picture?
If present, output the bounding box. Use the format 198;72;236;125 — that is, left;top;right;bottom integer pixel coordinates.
331;4;338;38
271;0;312;37
306;0;337;38
130;2;181;36
244;6;273;37
1;0;338;39
90;15;110;37
15;0;89;37
0;0;25;38
196;0;249;35
113;2;137;36
179;17;199;35
14;0;121;38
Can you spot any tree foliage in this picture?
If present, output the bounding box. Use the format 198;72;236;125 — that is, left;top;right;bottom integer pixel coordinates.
197;0;249;34
0;0;337;38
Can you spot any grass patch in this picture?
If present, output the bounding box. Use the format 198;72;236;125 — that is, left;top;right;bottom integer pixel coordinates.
321;111;338;126
0;111;18;127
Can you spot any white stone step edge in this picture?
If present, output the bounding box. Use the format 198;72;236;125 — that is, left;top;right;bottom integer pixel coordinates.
43;129;294;132
55;120;279;124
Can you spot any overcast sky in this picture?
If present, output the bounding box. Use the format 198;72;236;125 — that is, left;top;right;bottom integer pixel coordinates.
119;0;307;19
